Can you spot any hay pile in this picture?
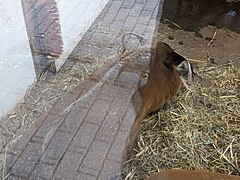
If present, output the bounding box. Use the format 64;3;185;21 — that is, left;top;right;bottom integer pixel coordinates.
123;25;240;179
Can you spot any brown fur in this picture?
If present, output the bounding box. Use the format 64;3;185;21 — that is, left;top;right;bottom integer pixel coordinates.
126;42;187;155
148;169;240;180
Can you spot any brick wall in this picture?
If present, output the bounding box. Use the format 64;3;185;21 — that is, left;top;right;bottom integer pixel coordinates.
21;0;63;77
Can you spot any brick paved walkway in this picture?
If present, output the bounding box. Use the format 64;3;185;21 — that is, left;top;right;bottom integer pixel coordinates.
5;0;163;179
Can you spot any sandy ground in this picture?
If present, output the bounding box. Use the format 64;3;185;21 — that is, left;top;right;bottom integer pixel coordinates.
158;23;240;68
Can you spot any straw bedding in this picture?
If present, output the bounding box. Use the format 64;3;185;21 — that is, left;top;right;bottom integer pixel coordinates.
123;23;240;179
0;22;239;180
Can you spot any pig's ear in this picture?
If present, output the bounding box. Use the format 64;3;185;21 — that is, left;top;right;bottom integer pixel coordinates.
166;51;187;66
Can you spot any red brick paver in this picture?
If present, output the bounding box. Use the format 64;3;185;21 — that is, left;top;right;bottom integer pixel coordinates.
5;0;163;179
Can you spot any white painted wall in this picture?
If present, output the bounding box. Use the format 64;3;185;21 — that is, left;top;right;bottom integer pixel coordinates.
0;0;35;118
55;0;111;69
0;0;110;118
